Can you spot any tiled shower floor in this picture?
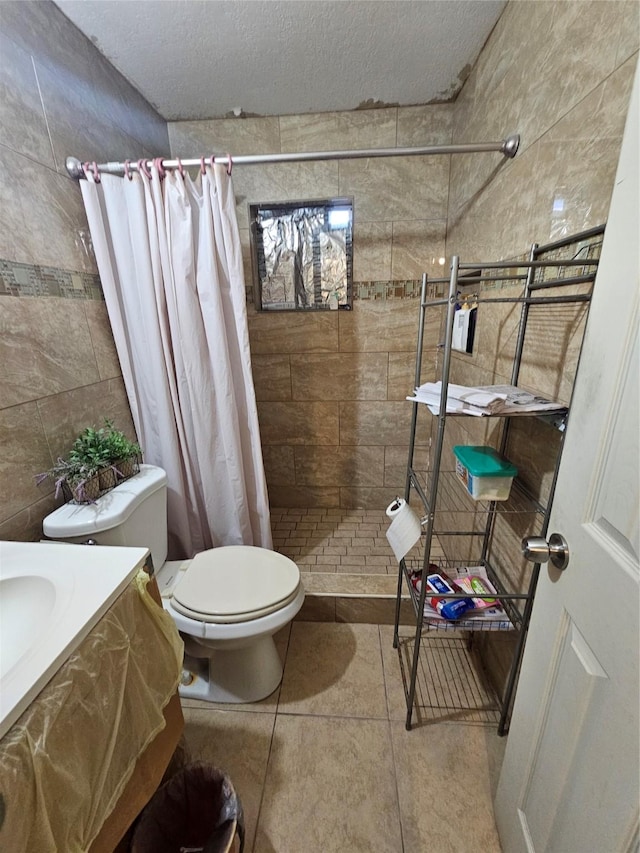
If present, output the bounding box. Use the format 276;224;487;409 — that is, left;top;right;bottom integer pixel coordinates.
270;506;445;574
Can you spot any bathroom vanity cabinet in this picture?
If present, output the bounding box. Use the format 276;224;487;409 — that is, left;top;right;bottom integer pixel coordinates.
393;226;604;733
90;575;185;853
0;563;184;852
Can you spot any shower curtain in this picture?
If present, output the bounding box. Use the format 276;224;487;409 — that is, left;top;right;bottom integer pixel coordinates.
80;162;272;558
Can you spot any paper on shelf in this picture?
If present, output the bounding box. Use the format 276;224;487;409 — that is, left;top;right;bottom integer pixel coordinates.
407;381;566;417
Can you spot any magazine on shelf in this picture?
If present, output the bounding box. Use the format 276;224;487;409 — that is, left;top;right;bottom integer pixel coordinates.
407;381;566;417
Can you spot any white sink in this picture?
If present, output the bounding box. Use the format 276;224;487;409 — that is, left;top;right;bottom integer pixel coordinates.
0;540;150;739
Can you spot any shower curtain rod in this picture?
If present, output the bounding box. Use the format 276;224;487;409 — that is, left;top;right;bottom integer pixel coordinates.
65;133;520;179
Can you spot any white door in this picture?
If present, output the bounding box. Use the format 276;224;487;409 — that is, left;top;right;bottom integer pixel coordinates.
494;66;640;853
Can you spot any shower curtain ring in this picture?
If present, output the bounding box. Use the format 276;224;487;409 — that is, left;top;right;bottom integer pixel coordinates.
138;159;152;179
124;160;133;181
226;153;233;176
91;161;101;183
210;154;216;169
200;156;206;176
154;157;166;178
176;158;185;178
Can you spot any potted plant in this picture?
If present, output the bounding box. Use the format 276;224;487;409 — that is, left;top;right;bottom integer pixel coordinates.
37;420;141;504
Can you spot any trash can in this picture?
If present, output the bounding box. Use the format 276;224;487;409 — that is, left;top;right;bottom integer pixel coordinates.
130;762;245;853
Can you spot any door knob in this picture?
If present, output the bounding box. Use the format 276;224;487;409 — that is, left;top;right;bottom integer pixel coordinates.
521;533;570;571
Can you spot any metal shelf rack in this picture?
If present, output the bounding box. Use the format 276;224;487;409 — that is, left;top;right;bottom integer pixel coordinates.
392;225;605;734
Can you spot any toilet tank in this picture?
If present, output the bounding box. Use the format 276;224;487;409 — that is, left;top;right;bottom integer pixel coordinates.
43;464;168;571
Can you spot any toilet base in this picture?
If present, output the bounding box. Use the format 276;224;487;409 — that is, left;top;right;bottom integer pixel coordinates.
179;634;284;703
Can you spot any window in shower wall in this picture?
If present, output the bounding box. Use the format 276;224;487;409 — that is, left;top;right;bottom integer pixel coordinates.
249;198;353;310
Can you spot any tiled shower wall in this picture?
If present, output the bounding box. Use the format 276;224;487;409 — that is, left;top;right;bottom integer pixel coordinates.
0;1;169;539
441;3;637;561
441;1;638;694
168;107;454;508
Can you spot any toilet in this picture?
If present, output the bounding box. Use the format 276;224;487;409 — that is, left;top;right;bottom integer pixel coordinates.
42;464;304;703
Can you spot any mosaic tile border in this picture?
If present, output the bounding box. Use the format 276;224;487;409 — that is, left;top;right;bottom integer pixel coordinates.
245;278;425;306
353;280;423;300
0;259;103;300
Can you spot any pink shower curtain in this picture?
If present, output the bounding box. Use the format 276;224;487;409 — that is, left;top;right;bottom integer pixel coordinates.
80;162;272;558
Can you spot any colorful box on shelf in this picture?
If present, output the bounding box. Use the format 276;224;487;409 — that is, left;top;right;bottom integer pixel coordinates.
453;445;517;501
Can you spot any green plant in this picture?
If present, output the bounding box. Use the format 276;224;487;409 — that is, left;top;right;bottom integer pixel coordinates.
69;419;140;470
36;420;141;503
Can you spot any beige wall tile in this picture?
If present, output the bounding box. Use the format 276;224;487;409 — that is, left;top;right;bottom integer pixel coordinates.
251;354;292;401
387;348;438;401
616;4;639;65
514;1;624;153
257;401;339;445
447;143;541;261
384;445;432;490
335;597;412;625
339;401;415;446
290;352;388;401
0;493;58;542
83;300;121;381
294;595;337;621
262;445;295;486
267;485;340;508
396;104;454;146
387;352;416;401
232;160;340;228
294;445;384;487
35;56;147;174
0;297;100;408
168;116;281;158
280;109;396;152
339;299;417;353
238;227;254;292
339;154;449;222
0;2;164;538
37;378;135;461
0;403;55;522
0;147;97;272
0;33;55;167
340;486;402;509
391;219;446;279
248;310;339;354
352;220;392;281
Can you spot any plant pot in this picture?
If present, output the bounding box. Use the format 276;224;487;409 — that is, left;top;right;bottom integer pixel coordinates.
99;467;117;491
113;454;140;483
62;474;102;504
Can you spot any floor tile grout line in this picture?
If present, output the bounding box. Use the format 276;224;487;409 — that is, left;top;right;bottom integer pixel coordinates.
250;707;278;853
379;625;407;852
251;624;293;853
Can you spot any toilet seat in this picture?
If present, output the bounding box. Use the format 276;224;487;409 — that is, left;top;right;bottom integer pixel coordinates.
170;545;301;624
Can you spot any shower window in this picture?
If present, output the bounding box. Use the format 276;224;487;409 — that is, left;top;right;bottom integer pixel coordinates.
249;198;353;311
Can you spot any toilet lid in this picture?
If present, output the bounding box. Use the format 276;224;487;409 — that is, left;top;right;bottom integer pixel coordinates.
171;545;301;624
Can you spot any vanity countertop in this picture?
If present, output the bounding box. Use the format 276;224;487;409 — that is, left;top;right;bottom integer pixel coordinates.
0;540;150;739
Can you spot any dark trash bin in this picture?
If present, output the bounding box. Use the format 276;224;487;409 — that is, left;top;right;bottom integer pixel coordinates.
130;762;245;853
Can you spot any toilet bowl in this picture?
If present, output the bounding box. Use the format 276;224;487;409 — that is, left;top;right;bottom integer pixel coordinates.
42;464;304;703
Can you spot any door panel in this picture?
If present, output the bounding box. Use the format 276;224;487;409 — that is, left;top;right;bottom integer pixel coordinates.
495;63;639;853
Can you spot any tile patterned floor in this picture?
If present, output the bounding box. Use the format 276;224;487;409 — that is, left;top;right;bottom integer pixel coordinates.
270;507;445;574
181;622;505;853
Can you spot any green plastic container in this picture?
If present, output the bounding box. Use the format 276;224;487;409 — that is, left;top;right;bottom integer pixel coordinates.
453;445;518;501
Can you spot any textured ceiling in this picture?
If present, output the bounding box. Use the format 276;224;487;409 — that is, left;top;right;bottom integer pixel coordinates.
55;0;506;121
